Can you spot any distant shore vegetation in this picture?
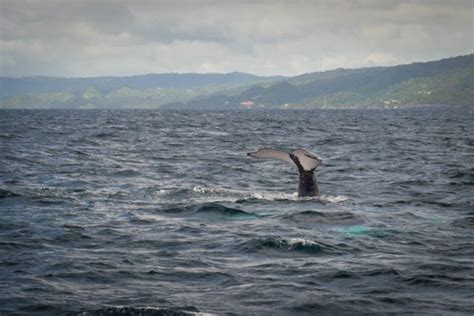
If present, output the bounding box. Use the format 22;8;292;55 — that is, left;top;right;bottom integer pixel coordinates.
1;55;472;110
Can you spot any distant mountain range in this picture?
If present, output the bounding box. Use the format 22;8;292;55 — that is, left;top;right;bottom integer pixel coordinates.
1;55;472;109
0;73;285;109
164;54;474;109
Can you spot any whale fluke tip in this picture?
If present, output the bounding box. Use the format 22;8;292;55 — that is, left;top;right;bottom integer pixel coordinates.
247;147;321;197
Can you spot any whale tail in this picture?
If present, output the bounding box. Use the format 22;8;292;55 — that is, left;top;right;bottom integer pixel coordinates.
247;148;321;171
247;148;322;197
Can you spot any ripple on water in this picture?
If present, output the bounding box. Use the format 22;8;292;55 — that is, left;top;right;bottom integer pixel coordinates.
79;306;202;316
452;217;474;228
1;108;473;315
160;202;259;220
237;237;338;255
0;188;20;199
282;210;365;226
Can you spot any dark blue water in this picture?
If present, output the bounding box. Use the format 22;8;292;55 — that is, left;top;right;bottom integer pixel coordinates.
1;107;473;315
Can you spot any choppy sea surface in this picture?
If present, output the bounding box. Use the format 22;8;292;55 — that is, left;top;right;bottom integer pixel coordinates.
1;107;473;315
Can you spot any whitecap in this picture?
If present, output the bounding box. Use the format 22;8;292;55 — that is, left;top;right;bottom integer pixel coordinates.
286;238;321;250
192;186;344;203
320;194;348;203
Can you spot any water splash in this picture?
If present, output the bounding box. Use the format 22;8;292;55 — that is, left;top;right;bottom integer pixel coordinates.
192;186;346;203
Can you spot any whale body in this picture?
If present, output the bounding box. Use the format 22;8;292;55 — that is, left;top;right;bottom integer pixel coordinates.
247;148;322;197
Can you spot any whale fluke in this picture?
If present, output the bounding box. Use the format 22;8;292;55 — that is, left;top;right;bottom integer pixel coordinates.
247;148;322;197
247;148;296;166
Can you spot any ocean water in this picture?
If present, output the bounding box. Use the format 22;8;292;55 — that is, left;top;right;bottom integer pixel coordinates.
1;107;473;315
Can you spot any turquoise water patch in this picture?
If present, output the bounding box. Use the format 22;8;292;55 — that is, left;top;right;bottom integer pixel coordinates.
337;225;388;238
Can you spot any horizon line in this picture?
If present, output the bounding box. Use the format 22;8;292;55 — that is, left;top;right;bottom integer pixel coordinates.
1;53;472;80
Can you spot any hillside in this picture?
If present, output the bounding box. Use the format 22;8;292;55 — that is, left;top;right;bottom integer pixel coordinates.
163;54;474;110
1;55;472;109
0;72;284;109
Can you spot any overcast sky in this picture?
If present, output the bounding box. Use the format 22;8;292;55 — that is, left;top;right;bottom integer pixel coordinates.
0;0;473;77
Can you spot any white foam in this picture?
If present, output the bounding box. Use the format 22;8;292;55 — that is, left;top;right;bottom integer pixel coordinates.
192;186;348;203
198;129;229;137
102;306;215;316
320;194;348;203
192;186;240;195
191;186;244;203
249;191;299;201
286;238;320;249
192;186;301;202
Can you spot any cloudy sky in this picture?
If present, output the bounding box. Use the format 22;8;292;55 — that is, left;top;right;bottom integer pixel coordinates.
0;0;473;77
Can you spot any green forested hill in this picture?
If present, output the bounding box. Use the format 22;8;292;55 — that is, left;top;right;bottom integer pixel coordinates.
1;55;472;109
0;73;284;109
164;54;474;110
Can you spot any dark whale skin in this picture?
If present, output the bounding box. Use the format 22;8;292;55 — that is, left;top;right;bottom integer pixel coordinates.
298;170;319;197
290;153;320;197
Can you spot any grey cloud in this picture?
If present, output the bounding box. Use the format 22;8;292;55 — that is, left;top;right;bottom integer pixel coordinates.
1;1;135;41
0;0;472;77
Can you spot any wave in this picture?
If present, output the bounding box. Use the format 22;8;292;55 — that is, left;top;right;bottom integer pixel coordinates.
192;186;347;204
283;210;363;225
193;203;257;219
192;185;299;203
319;194;348;203
74;306;208;316
0;241;41;250
238;237;335;255
0;188;20;199
161;203;259;220
445;168;474;186
0;133;20;140
93;132;117;138
400;273;466;287
196;129;229;137
452;217;474;228
111;169;141;177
